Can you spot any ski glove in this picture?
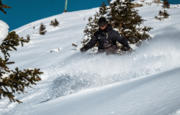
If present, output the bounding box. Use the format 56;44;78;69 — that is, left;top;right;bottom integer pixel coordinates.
80;47;87;52
121;46;131;51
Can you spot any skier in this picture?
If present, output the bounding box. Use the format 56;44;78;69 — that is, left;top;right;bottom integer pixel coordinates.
80;17;131;54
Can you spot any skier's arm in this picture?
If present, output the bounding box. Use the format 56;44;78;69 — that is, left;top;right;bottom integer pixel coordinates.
112;31;131;51
80;35;97;52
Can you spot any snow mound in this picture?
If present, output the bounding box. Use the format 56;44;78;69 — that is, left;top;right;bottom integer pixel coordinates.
0;20;9;44
16;67;180;115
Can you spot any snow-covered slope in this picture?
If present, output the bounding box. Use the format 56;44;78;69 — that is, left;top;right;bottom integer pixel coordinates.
1;1;180;115
16;67;180;115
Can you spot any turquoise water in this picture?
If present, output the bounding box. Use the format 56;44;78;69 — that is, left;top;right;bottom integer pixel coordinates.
168;0;180;4
0;0;109;30
0;0;179;30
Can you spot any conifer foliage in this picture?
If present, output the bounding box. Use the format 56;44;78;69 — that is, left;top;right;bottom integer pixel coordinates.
155;0;170;20
0;0;11;14
155;10;169;20
163;0;170;8
154;0;160;3
39;23;47;35
0;32;43;103
50;19;59;27
0;6;43;103
83;0;151;46
84;2;108;39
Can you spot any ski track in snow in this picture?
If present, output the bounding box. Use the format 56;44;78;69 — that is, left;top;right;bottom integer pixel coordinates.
16;67;180;115
1;1;180;115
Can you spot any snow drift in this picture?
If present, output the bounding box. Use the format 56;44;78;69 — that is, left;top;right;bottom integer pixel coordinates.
0;20;9;44
19;67;180;115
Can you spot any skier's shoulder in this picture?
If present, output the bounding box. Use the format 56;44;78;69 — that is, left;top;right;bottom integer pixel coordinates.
106;24;113;30
94;30;100;37
106;25;117;34
110;26;122;37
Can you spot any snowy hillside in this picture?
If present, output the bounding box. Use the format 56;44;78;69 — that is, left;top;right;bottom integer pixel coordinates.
1;1;180;115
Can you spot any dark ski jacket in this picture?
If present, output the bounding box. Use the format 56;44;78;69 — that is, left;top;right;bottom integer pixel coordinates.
81;24;130;52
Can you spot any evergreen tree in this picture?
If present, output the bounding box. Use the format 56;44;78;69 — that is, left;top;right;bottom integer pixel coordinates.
50;19;59;27
84;2;109;39
39;23;47;35
0;4;43;103
155;10;169;20
0;32;43;103
155;0;170;20
83;0;151;48
0;0;11;14
154;0;160;3
163;0;170;8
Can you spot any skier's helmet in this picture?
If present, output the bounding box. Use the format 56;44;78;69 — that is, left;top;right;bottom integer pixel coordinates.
98;17;108;27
